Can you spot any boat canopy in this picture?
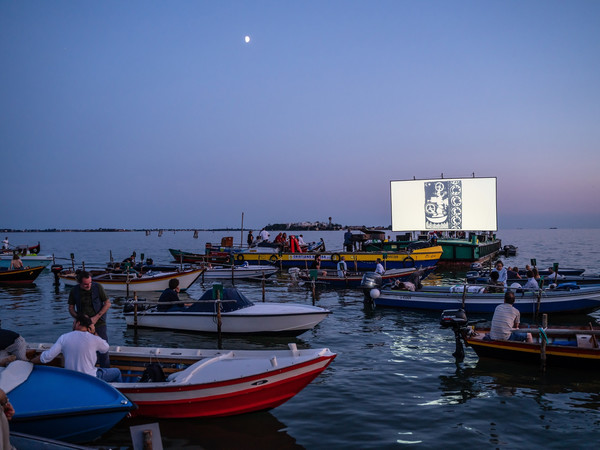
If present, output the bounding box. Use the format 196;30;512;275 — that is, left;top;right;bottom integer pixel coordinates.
186;288;254;313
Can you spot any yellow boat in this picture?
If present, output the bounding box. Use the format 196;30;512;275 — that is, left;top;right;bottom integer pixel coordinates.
232;245;443;271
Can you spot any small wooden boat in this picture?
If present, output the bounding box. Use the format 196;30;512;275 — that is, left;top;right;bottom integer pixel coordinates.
364;284;600;314
0;265;45;285
290;266;433;289
59;267;205;292
0;242;40;255
200;264;279;280
28;343;336;419
2;361;134;443
169;248;231;265
123;286;331;335
467;273;600;287
440;309;600;368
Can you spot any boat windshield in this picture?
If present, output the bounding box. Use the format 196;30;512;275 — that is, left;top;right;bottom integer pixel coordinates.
186;288;255;312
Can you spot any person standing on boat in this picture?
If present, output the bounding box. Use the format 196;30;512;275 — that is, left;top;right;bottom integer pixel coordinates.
491;260;508;286
31;314;122;382
337;256;348;278
0;329;28;365
490;291;532;342
259;228;270;242
343;228;353;252
67;270;111;368
247;230;254;247
375;258;385;275
1;238;8;250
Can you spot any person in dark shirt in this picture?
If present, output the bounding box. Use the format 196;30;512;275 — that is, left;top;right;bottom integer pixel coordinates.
158;278;180;312
0;329;28;366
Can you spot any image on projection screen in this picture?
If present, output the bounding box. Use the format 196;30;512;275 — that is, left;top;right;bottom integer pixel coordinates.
390;178;497;232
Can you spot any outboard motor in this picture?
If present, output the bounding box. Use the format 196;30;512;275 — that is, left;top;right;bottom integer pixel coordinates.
50;264;63;285
440;309;468;362
361;272;382;305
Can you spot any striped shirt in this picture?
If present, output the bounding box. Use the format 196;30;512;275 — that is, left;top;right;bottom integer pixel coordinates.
490;303;520;340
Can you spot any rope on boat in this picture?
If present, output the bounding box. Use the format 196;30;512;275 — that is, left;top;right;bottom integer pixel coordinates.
538;327;548;344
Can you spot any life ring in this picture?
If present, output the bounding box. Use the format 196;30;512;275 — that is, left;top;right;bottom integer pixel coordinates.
331;253;341;263
269;254;278;262
403;256;415;268
236;254;245;262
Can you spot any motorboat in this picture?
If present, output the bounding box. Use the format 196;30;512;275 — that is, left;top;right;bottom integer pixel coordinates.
0;254;53;269
363;283;600;314
289;267;433;289
123;285;331;335
27;343;336;419
1;361;133;443
440;309;600;368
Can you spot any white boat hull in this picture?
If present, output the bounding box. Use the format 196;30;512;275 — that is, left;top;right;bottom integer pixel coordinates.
60;268;205;292
200;265;278;280
124;302;330;334
0;255;53;269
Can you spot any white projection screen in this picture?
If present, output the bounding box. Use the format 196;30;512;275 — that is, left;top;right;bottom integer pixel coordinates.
390;177;497;232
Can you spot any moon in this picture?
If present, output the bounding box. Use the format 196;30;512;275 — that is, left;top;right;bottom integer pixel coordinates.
244;35;250;43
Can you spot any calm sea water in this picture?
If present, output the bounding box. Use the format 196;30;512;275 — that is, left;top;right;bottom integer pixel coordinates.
1;229;600;449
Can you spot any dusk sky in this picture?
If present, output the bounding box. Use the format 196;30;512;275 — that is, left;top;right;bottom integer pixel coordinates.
2;1;599;230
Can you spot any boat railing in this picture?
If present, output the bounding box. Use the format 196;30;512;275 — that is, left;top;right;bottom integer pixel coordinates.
168;351;235;384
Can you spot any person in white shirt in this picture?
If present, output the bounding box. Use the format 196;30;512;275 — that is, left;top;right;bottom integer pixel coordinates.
31;314;122;382
375;258;385;275
522;270;540;290
490;291;532;342
1;237;8;250
259;228;270;242
337;256;348;277
491;260;508;286
297;235;306;246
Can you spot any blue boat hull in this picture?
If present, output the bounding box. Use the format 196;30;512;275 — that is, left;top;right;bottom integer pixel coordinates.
9;365;133;443
369;286;600;314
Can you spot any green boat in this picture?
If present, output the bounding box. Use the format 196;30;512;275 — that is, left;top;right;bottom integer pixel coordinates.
363;230;501;265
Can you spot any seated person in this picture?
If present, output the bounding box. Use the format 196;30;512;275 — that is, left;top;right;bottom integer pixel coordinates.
546;267;564;281
31;314;122;382
393;280;416;291
9;254;23;270
485;270;505;293
310;255;327;277
522;270;540;290
490;291;533;342
157;278;181;311
506;266;521;279
0;329;28;366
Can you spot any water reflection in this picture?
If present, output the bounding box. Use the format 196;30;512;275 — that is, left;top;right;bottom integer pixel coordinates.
438;358;600;410
94;410;304;450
